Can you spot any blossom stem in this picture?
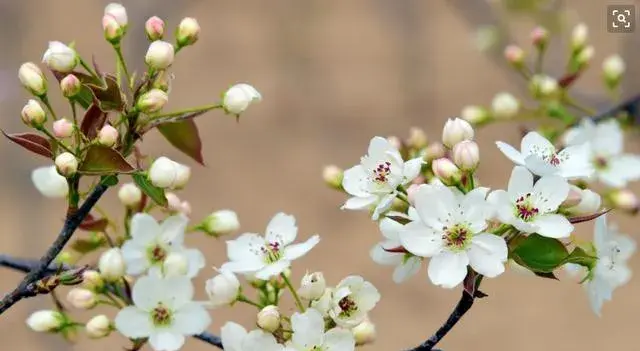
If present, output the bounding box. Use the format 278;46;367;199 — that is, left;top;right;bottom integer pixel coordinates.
39;94;58;120
397;192;411;205
78;56;99;80
237;294;262;309
113;45;131;90
148;104;222;120
281;273;305;312
36;126;76;155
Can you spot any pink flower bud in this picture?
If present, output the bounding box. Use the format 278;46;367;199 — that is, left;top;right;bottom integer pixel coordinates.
66;288;97;309
145;16;165;41
609;189;639;214
97;125;118;147
176;17;200;47
452;140;480;171
104;3;128;27
136;88;168;113
102;14;123;44
424;142;446;162
21;99;46;127
145;40;174;70
60;74;81;98
165;192;183;212
530;26;548;48
386;136;402;150
432;158;461;185
53;118;74;138
55;152;78;177
504;45;524;66
442;118;474;148
18;62;47;96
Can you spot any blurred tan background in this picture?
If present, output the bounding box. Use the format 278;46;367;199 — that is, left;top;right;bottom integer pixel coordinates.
1;0;639;350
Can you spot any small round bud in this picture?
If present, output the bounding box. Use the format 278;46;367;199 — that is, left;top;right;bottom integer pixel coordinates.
66;288;97;309
55;152;78;177
180;201;192;216
97;125;119;147
18;62;47;96
223;83;261;115
26;310;64;332
145;40;174;70
136;88;168;113
102;14;124;44
98;248;125;281
473;25;498;52
424;142;446;162
564;186;601;215
163;252;189;277
42;41;77;73
386;136;402;150
504;45;524;66
529;74;559;99
603;55;625;79
297;272;326;300
165;193;191;216
52;118;74;138
353;318;376;346
530;26;548;49
61;74;82;98
576;46;594;67
562;185;583;208
21;99;46;127
148;156;186;189
104;3;128;27
176;17;200;47
609;189;639;214
203;210;240;237
145;16;165;41
118;183;142;208
408;127;428;149
432;158;461;186
322;165;344;189
85;315;111;339
491;92;519;119
257;305;280;333
571;23;588;50
461;105;489;125
173;163;191;189
442;118;474;149
205;269;241;307
452;140;480;171
81;270;105;291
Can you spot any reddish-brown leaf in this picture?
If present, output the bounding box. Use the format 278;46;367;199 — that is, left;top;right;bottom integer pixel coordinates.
78;145;136;175
79;213;109;232
86;75;125;111
80;104;108;139
157;120;205;165
382;245;409;254
2;130;53;159
569;209;611;224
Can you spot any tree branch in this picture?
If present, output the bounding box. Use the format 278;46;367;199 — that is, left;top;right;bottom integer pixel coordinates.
194;332;224;349
0;183;109;315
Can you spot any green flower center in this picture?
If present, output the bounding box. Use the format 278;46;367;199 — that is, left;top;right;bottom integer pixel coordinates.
151;303;173;327
147;244;168;265
262;242;282;264
594;156;609;170
442;224;472;251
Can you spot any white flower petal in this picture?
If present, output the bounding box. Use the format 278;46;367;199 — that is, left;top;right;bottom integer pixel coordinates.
368;136;399;159
428;252;469;288
370;242;402;266
524;155;558;177
114;307;153;338
183;248;206;278
220;260;265;274
243;330;284;350
532;214;573;238
355;282;381;311
468;234;508;277
341;196;377;210
130;213;161;243
291;309;324;348
486;190;516;223
149;332;185;351
413;185;457;228
323;328;356;350
399;221;443;257
532;175;569;212
342;165;370;198
162;276;195;309
402;157;423;183
392;256;422;283
508;166;534;199
121;241;149;275
521;131;554;158
221;322;247;351
171;302;211;335
132;275;166;310
255;260;291;280
31;166;69;198
284;235;320;261
265;212;298;245
159;214;188;244
379;218;403;241
495;141;525;165
557;143;594;179
372;193;396;220
226;233;266;264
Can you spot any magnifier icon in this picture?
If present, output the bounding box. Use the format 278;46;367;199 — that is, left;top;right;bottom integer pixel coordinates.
618;13;628;24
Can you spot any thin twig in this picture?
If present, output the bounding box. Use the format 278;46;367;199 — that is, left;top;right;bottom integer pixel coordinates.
194;332;224;349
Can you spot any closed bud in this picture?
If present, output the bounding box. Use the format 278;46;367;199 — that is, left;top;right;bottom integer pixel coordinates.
257;305;280;333
205;269;241;307
564;186;601;215
42;41;77;73
408;127;428;149
176;17;200;47
491;92;519;119
609;189;639;214
85;315;111;339
461;105;489;125
575;46;594;67
66;288;96;309
504;45;524;66
452;140;480;171
102;15;123;44
603;55;625;88
98;248;125;281
530;26;548;49
97;125;118;147
165;193;191;216
18;62;47;96
118;183;142;208
148;156;178;188
163;252;189;277
298;272;326;300
61;74;81;98
322;165;343;189
353;318;376;346
529;74;559;99
81;270;104;291
104;3;128;28
424;142;446;162
26;310;65;332
473;25;498;52
571;23;588;51
53;118;74;138
145;16;165;41
442;118;474;149
562;185;583;208
55;152;78;177
432;158;461;185
21;99;46;127
136;88;168;113
203;210;240;237
386;136;402;150
223;83;261;115
145;40;174;70
173;163;191;189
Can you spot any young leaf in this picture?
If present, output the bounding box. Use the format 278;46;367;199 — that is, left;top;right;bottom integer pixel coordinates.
511;234;569;273
70;235;106;254
86;75;125;111
569;209;611;224
80;104;108;139
157;120;204;165
1;131;53;159
132;172;167;206
78;145;135;175
79;213;109;232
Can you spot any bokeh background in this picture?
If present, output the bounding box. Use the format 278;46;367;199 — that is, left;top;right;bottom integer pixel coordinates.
0;0;639;350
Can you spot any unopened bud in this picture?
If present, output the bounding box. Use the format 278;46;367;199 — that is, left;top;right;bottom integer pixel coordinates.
102;15;123;44
432;158;461;185
176;17;200;47
452;140;480;171
85;315;111;339
473;25;498;52
529;74;559;99
145;40;175;70
163;252;189;277
323;165;343;189
257;305;280;333
223;83;261;115
145;16;165;41
353;318;376;346
562;185;583;208
504;45;524;66
97;125;119;147
424;142;446;162
26;310;64;332
173;163;191;189
42;41;77;73
203;210;240;237
408;127;428;149
148;156;178;188
298;272;326;300
19;62;47;96
571;23;588;50
55;152;78;177
98;248;125;281
491;92;519;119
21;99;46;127
461;106;489;125
609;189;639;214
118;183;142;208
104;3;128;28
442;117;474;148
52;118;74;138
603;55;625;89
81;270;104;291
205;269;241;307
66;288;97;309
136;88;168;113
530;26;548;49
575;46;594;67
565;187;601;215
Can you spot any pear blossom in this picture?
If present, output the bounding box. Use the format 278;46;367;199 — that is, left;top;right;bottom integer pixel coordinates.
42;41;77;73
496;131;593;179
223;84;262;115
288;309;355;351
370;210;422;284
564;185;601;215
400;185;508;288
257;305;280;333
329;275;380;328
114;275;211;351
220;322;285;351
120;213;205;278
298;272;326;300
31;166;69;198
564;119;640;188
341;136;423;219
487;166;573;238
221;213;319;280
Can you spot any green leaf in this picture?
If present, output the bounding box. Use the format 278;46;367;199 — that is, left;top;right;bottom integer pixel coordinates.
534;271;559;280
563;247;597;269
132;172;167;206
511;234;569;273
78;145;135;175
1;130;53;159
100;174;119;186
157;120;204;165
86;75;125;111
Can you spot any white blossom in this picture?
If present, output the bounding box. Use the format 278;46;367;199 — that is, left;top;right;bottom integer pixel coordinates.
223;84;262;115
329;276;380;328
31;166;69;198
288;309;355;351
205;269;240;307
42;41;77;73
221;322;284;351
